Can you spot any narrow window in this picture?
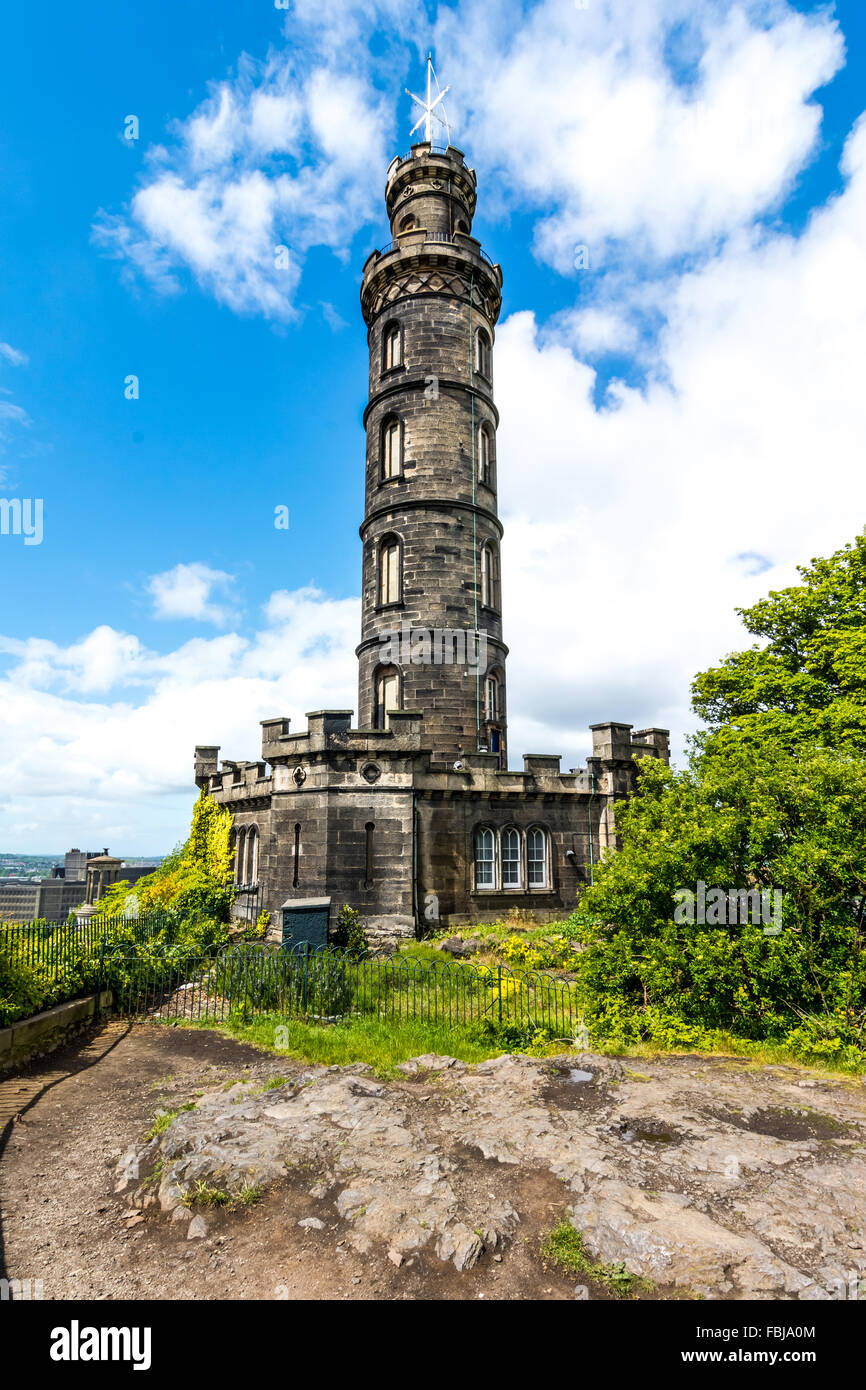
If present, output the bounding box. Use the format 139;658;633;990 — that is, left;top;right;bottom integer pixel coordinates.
485;673;499;721
527;827;547;888
375;667;400;728
246;827;259;884
502;827;521;888
365;822;374;887
292;823;301;888
475;827;495;890
477;424;491;486
474;328;491;378
235;828;247;884
379;536;401;605
481;542;499;610
399;214;416;232
383;322;401;371
381;416;402;479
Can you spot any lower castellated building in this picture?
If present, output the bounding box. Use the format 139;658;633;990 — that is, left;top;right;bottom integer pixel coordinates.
195;135;669;949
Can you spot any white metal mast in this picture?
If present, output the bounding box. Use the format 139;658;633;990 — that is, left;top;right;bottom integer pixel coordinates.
406;53;451;145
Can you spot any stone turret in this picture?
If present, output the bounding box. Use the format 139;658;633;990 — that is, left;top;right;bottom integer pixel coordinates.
357;142;508;766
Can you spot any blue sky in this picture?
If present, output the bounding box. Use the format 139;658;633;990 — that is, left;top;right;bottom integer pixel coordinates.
1;0;865;853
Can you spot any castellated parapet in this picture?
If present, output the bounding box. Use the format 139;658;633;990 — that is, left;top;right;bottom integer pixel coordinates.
196;715;668;950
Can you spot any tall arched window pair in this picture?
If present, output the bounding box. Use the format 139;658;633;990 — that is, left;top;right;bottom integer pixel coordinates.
235;826;259;885
474;825;548;890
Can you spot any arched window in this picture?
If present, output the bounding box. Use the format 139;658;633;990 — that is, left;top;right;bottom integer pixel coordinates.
378;535;402;605
475;827;495;890
383;321;402;371
235;827;247;884
477;423;492;486
474;327;491;378
502;826;522;888
527;827;548;888
480;541;500;610
374;666;400;728
456;219;469;234
399;214;416;232
485;671;500;722
381;415;402;479
245;827;259;885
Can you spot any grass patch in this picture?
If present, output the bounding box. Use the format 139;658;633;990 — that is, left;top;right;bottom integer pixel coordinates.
589;1035;862;1078
168;1009;860;1081
181;1013;515;1077
182;1179;232;1208
541;1222;653;1298
180;1178;262;1210
144;1102;196;1141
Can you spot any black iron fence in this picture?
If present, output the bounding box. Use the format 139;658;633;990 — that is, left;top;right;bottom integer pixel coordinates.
102;943;581;1037
0;912;172;973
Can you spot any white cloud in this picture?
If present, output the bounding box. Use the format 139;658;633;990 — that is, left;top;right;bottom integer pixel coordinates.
92;12;417;319
438;0;843;267
147;563;238;626
497;112;866;768
0;342;28;367
0;587;359;853
0;340;30;460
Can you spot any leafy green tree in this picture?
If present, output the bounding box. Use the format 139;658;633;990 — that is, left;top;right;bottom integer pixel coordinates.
692;532;866;751
577;531;866;1061
98;790;235;924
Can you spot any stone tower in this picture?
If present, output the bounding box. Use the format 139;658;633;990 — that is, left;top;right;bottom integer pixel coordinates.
194;109;672;947
357;142;508;766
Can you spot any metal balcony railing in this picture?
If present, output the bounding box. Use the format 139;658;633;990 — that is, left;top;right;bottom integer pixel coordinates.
373;235;496;268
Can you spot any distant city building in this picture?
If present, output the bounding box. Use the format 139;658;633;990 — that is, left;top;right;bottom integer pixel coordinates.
0;847;159;922
63;848;105;882
0;877;88;922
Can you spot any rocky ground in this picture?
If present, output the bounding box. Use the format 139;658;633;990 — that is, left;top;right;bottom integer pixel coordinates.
1;1021;865;1300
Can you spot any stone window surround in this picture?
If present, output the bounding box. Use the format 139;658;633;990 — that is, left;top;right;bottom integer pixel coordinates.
477;421;495;487
373;663;401;729
381;319;404;373
480;539;500;612
380;413;404;481
474;326;492;380
377;533;403;606
473;823;550;892
234;824;259;887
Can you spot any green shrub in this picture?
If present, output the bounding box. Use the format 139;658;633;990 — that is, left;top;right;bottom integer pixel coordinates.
333;905;369;955
0;947;46;1026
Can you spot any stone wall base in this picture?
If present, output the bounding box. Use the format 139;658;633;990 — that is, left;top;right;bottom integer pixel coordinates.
0;992;113;1075
361;915;416;954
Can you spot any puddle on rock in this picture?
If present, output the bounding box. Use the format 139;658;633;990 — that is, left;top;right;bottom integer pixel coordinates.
540;1063;608;1113
710;1106;850;1142
614;1117;679;1146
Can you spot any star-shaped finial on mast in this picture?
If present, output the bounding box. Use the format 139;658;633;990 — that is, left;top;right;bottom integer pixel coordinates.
406;53;451;145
